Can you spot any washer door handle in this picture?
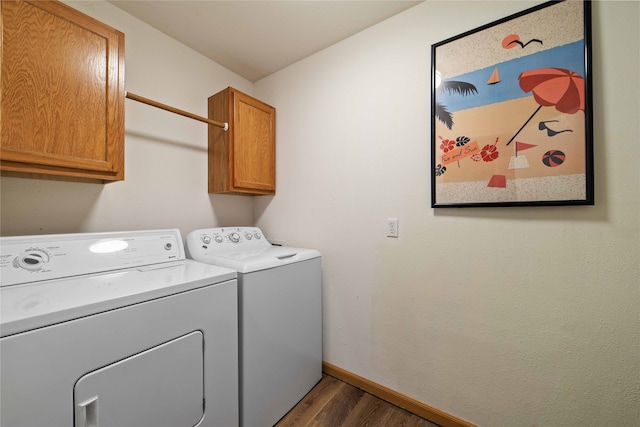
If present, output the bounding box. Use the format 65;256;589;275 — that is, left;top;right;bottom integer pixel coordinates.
76;396;99;427
276;252;297;260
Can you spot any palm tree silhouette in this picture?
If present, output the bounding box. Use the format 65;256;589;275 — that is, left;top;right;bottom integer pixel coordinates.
436;80;477;130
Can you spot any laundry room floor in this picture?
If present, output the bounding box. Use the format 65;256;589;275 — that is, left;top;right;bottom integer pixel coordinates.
275;374;441;427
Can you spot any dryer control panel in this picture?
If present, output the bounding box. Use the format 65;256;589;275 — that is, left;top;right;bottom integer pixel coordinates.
0;229;184;287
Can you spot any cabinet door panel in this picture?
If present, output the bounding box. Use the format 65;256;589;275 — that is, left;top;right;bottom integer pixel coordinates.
1;0;125;180
208;87;275;195
234;95;275;192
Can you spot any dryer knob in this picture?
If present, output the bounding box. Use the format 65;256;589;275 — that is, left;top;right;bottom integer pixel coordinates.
16;249;50;271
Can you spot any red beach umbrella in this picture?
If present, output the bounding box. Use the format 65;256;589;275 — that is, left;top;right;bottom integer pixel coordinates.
506;68;585;146
520;68;585;114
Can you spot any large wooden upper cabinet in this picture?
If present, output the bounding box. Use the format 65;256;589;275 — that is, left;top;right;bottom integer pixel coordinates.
208;87;275;195
1;0;125;181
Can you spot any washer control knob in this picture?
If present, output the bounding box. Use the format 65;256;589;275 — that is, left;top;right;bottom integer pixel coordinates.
202;236;211;244
214;235;224;243
229;232;241;243
254;232;262;239
164;243;173;250
244;233;253;240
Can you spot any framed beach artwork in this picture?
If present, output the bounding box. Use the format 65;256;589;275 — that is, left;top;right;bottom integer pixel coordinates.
431;0;593;208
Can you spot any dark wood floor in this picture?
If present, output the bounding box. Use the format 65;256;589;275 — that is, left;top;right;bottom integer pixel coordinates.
275;374;441;427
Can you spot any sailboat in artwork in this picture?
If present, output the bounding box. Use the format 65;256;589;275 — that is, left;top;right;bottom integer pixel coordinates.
487;67;500;85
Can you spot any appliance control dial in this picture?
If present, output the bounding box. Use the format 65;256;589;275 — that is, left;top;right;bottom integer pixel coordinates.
229;232;241;243
244;232;253;240
15;249;50;271
202;236;211;244
253;232;262;239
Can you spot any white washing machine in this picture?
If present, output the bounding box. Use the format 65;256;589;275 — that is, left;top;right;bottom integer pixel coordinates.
0;229;239;427
185;227;322;427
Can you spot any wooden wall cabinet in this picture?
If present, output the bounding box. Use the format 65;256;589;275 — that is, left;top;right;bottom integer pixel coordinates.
1;0;125;182
208;87;275;195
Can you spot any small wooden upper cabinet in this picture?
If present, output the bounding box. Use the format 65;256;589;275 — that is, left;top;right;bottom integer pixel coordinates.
0;0;125;181
208;87;275;195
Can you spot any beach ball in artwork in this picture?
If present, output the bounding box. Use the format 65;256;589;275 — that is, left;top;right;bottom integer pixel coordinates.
542;150;566;167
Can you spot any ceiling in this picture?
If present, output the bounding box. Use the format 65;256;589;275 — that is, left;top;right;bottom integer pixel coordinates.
107;0;422;82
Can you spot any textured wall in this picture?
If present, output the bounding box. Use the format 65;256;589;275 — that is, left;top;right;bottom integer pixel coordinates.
1;1;637;426
254;1;640;426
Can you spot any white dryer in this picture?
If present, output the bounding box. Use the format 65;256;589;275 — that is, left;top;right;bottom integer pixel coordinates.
185;227;322;427
0;229;239;427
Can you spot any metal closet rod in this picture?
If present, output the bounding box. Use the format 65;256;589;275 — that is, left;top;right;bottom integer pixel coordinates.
125;91;229;131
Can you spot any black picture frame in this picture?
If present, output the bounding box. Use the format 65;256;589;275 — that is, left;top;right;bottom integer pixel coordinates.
431;0;593;208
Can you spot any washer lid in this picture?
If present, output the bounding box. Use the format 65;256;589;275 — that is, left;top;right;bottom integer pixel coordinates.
189;246;320;273
0;259;236;337
189;245;320;273
185;227;320;273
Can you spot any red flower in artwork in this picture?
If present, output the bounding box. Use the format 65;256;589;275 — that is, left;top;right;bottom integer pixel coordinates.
439;138;455;153
480;144;499;162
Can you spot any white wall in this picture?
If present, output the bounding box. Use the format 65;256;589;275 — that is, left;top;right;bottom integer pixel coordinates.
1;1;638;426
0;0;254;237
254;1;640;426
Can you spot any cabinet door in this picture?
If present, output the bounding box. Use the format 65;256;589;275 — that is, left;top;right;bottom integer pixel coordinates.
0;0;125;181
232;91;276;193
